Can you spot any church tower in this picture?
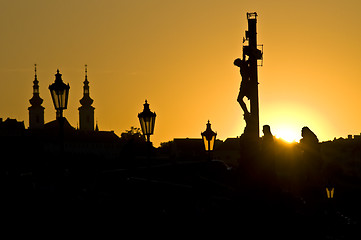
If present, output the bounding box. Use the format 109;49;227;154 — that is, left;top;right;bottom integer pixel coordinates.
28;64;45;129
78;65;95;131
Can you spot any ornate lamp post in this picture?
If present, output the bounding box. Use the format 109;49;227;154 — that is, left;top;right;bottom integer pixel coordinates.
49;69;70;119
325;186;336;222
49;69;70;153
138;100;156;180
201;120;217;161
326;187;334;199
138;100;156;143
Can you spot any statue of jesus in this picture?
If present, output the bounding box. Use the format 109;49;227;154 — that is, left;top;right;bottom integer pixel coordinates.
234;57;251;121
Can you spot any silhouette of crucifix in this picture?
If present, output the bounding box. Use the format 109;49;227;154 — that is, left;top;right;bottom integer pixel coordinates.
234;57;251;122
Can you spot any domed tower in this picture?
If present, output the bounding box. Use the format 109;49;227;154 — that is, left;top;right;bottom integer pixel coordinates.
78;65;95;131
28;64;45;129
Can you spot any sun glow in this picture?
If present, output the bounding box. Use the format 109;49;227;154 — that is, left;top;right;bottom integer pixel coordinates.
263;103;326;144
274;127;300;143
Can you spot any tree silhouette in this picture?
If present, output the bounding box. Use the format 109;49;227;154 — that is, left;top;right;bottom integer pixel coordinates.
120;126;145;143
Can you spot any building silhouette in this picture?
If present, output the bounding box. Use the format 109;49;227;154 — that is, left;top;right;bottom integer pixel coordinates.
0;118;25;136
28;64;44;129
23;65;119;161
78;65;95;131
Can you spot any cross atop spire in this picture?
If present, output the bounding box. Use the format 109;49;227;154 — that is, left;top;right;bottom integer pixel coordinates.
84;64;89;85
33;64;39;85
80;64;93;106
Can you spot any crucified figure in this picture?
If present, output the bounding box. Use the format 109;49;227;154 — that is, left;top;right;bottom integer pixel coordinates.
234;57;251;119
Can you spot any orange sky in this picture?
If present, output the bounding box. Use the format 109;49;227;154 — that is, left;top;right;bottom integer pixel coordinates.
1;0;361;147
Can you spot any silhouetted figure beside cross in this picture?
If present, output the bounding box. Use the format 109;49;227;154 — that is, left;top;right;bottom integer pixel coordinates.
299;126;323;202
300;126;320;165
261;125;274;147
260;125;277;189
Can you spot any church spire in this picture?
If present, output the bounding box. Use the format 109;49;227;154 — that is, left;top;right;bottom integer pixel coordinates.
33;64;39;94
84;64;89;91
28;64;45;129
95;121;99;131
34;64;38;84
85;64;88;82
80;64;93;106
29;64;43;106
79;64;95;131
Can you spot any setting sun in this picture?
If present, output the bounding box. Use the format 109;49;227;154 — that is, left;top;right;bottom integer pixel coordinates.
274;127;300;143
261;101;329;144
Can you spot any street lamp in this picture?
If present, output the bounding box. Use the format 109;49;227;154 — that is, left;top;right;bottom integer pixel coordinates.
201;120;217;161
49;69;70;119
326;187;334;199
49;69;70;154
138;100;156;143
